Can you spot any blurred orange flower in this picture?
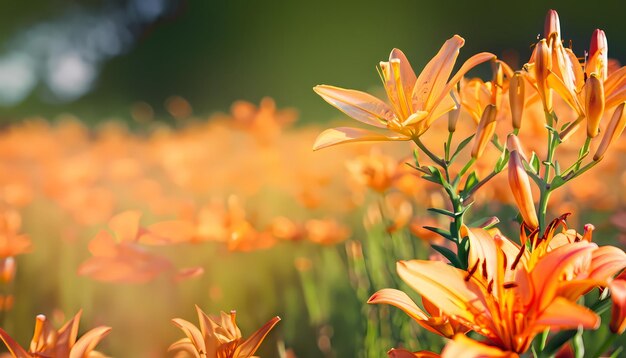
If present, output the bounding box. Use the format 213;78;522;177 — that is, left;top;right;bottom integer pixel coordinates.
78;211;203;283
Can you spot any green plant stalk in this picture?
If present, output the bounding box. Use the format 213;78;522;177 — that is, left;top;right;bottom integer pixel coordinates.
537;122;559;233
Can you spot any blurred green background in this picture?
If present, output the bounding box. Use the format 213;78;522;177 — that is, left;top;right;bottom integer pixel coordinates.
0;0;623;123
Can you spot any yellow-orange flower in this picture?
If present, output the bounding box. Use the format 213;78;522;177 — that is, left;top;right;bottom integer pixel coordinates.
313;36;494;149
170;306;280;358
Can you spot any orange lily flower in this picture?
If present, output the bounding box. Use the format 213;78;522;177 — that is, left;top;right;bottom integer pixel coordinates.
313;36;495;149
373;225;601;355
0;310;111;358
170;306;280;358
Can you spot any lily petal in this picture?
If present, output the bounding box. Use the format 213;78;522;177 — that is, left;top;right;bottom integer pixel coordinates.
413;35;465;111
609;279;626;334
546;71;583;115
234;316;281;358
0;327;31;358
312;127;410;150
397;260;485;327
314;85;393;128
171;318;208;355
388;348;441;358
533;296;599;332
68;326;112;358
441;334;518;358
368;288;453;337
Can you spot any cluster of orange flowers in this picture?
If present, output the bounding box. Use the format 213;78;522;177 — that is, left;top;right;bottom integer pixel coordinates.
0;98;373;356
0;7;625;357
314;9;626;358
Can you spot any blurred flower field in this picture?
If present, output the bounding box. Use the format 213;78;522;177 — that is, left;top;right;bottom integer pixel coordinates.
0;8;626;358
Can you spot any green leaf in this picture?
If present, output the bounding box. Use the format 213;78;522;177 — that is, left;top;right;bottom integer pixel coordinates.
421;166;446;185
530;152;540;173
554;160;561;176
551;175;566;190
423;226;452;240
461;171;479;196
431;244;462;268
450;134;475;162
494;149;510;173
413;148;421;168
468;216;500;229
427;207;457;218
541;330;577;358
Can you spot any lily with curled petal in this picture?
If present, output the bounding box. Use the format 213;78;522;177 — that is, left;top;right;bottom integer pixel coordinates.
313;36;495;150
170;306;280;358
372;224;602;355
0;310;111;358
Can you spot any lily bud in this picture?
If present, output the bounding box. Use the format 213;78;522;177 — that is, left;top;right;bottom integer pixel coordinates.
471;104;497;158
593;102;626;160
448;90;461;133
609;279;626;334
588;29;608;80
535;39;553;112
448;106;460;133
506;134;527;161
508;149;539;229
585;74;605;138
509;72;525;130
544;9;561;40
491;61;504;106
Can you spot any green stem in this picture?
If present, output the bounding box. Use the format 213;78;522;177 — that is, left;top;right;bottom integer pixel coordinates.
445;131;453;162
461;170;499;202
458;158;476;179
413;138;446;167
537;187;551;234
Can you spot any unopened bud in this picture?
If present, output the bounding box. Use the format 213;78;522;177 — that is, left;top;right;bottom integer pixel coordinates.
544;10;561;40
491;61;504;105
594;102;626;160
588;29;608;80
448;106;460;133
506;134;528;161
471;104;497;158
508;150;538;229
535;39;553;111
509;72;525;129
585;74;605;138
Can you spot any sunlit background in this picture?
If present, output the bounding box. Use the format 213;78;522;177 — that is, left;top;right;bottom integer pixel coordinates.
0;1;625;357
1;0;623;122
